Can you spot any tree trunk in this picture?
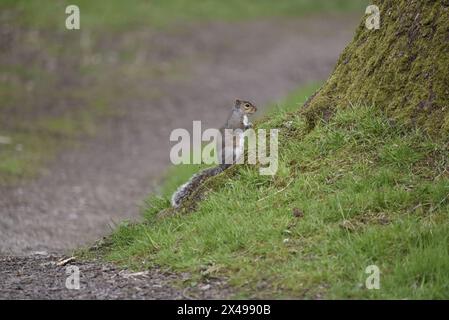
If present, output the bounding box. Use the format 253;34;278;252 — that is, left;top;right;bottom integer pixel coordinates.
303;0;449;137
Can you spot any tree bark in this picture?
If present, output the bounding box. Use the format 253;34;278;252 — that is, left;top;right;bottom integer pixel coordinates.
303;0;449;137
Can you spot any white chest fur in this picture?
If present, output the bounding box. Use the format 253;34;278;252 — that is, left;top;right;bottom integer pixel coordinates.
243;115;249;127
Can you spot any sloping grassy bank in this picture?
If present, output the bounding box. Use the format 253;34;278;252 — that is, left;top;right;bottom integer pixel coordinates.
96;85;449;299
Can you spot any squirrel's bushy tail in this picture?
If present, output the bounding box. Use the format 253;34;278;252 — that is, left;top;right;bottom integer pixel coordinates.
171;164;230;208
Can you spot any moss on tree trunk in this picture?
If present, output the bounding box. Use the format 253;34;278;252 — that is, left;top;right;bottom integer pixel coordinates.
303;0;449;137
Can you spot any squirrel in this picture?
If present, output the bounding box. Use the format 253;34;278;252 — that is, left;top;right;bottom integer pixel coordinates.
171;99;257;208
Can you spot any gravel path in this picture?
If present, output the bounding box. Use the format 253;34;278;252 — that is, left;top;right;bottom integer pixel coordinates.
0;15;359;299
0;253;232;299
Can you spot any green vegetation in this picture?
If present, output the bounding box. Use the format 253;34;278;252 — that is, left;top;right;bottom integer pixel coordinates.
97;85;449;299
3;0;368;30
158;82;322;198
305;0;449;136
0;1;365;184
0;102;112;184
80;1;449;299
0;52;120;184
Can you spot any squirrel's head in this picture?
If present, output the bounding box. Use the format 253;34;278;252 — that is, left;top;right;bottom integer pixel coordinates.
235;99;257;114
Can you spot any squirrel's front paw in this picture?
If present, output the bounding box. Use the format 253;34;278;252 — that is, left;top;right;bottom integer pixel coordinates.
244;122;253;130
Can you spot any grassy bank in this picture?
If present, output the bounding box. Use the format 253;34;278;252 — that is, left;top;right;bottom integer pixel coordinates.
97;85;449;299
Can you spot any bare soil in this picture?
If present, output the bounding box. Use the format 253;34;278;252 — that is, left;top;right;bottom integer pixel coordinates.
0;15;359;299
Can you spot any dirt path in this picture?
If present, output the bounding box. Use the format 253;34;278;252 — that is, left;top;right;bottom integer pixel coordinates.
0;15;359;298
0;253;232;299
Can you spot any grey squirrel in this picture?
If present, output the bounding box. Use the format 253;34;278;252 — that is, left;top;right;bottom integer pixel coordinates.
171;99;257;208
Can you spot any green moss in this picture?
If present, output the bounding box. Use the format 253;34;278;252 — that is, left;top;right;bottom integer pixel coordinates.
304;0;449;137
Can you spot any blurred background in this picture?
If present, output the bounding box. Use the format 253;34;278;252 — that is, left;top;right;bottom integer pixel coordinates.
0;0;368;253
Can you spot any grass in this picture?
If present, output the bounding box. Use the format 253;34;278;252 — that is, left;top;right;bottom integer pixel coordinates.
158;82;322;198
2;0;369;31
0;53;120;184
0;1;366;184
0;104;112;184
96;85;449;299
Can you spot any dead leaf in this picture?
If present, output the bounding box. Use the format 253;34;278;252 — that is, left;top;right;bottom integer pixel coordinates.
56;256;76;266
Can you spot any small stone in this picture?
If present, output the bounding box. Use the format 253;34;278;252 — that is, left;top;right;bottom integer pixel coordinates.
200;284;211;291
32;251;48;256
292;208;304;218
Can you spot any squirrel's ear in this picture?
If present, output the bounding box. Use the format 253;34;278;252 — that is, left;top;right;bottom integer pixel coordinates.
235;99;241;107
